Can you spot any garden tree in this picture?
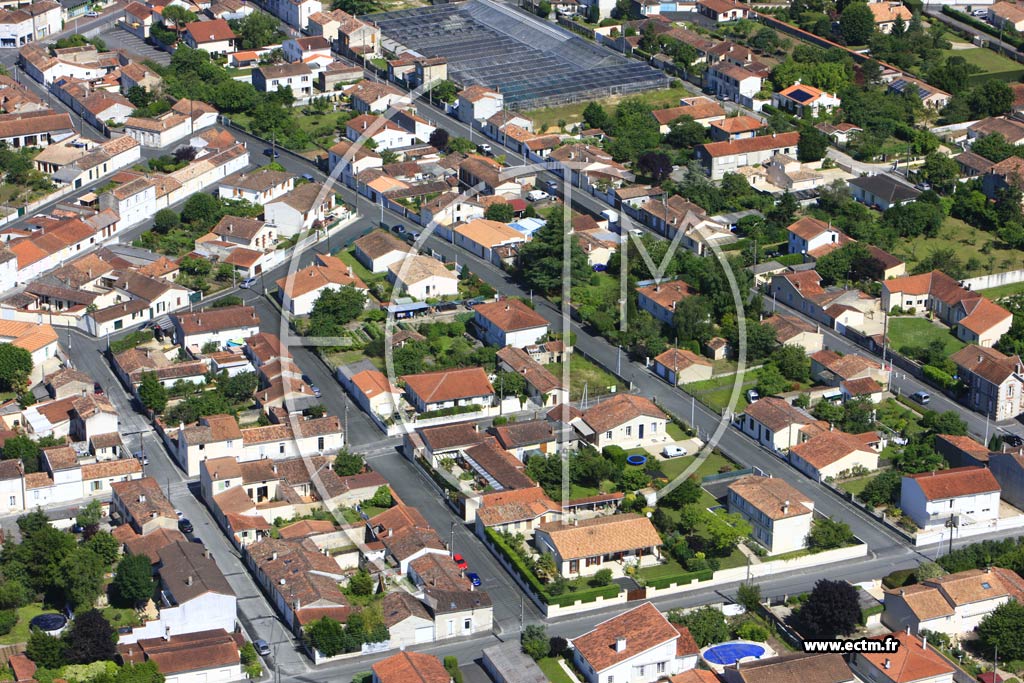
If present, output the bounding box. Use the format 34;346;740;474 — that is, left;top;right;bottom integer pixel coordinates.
309;286;366;336
880;200;944;239
622;310;668;360
76;499;102;530
126;85;153;108
702;510;752;555
766;192;798;230
772;345;810;382
740;322;778;362
138;371;168;413
978;601;1024;660
181;192;223;229
673;296;714;346
815;241;880;286
800;579;861;638
967;79;1014;119
619;466;649;491
161;5;196;37
0;579;29;609
737;582;762;611
969;133;1016;164
59;546;106;610
1;434;42;473
113;553;156;606
606;98;661;162
895;437;946;473
494;370;527;399
583;101;610;131
16;507;49;535
483;202;514;222
153;208;180;233
592;568;613;586
365;485;392;508
926;56;979;97
637;151;673;182
676;606;729;646
428;80;457;103
797;126;829;163
116;661;164;683
665;115;707;149
517;210;590;296
428;128;449;151
26;629;66;668
0;343;32;391
537;0;551;17
347;570;374;596
230;11;279;49
521;624;549;660
221;371;257;403
534;553;558;583
305;617;345;657
839;397;874;434
755;363;791;397
661;476;703;509
332;448;364;476
65;610;116;664
211;79;259;114
915;561;945;581
447;137;476;154
920;410;967;436
85;531;121;566
807;518;855;550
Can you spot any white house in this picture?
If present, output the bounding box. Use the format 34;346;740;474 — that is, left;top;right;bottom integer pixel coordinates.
900;467;1001;530
696;132;800;180
739;397;814;452
705;63;763;109
217;169;294;205
571;602;697;683
849;632;955;683
727;475;814;554
387;255;458;300
788;430;879;483
182;19;236;55
117;629;241;683
652;347;713;386
346;369;402;419
172;305;261;352
535;514;663;578
276;253;366;316
772;82;840;118
263;182;335;237
456;85;503;124
472;298;549;349
580;394;668;450
353;230;408;273
402;367;494;414
0;1;61;48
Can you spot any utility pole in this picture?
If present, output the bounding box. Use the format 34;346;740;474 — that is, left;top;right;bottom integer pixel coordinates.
616;345;621;376
450;521;455;556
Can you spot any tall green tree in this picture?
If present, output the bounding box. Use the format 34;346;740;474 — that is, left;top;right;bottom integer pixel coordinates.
230;11;280;49
26;629;66;668
138;371;168;413
305;617;345;657
64;610;117;664
674;606;729;646
517;210;590;296
839;2;875;46
113;554;156;606
978;601;1024;660
0;344;33;391
309;286;366;336
799;579;861;638
1;435;42;473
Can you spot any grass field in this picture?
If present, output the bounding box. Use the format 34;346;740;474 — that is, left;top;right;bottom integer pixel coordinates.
659;450;735;483
889;216;1024;277
839;474;877;497
546;355;619;400
525;83;689;133
538;658;575;683
886;316;965;357
941;48;1024;83
0;604;46;645
981;280;1024;300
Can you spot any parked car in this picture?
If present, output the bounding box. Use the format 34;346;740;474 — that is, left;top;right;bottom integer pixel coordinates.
134;451;149;465
453;553;468;570
746;389;760;403
263;148;280;158
910;391;930;405
239;276;257;289
392;224;406;234
477;143;492;155
301;173;315;182
70;523;85;534
302;375;322;398
93;382;103;395
544;180;559;193
178;518;194;534
661;446;686;458
466;572;481;587
526;190;549;202
85;10;99;16
972;8;988;15
1003;434;1023;448
254;640;271;657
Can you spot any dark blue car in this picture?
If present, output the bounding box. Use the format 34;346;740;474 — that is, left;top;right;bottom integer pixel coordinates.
466;572;481;587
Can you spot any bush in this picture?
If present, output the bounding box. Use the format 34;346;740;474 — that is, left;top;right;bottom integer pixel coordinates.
590;568;613;587
109;330;154;354
923;364;960;392
0;609;16;636
443;656;463;683
644;568;714;590
735;620;770;642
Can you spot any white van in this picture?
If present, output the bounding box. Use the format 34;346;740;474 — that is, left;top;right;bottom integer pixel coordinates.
601;209;620;225
526;190;549;201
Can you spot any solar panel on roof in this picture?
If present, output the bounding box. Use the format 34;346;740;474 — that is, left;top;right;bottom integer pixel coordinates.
788;88;815;103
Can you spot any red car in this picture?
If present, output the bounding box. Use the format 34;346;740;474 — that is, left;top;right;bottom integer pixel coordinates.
453;553;468;570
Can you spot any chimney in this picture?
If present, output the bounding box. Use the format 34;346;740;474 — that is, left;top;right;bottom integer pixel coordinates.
272;551;278;561
899;589;905;595
922;635;928;651
186;575;193;586
782;500;790;514
279;577;286;585
884;659;891;669
138;494;146;503
615;637;627;653
204;548;211;559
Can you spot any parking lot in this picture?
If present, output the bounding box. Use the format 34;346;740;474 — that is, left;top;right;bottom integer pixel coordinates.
99;26;171;65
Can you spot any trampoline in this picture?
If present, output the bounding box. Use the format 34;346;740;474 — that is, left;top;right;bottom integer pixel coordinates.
701;640;772;669
626;454;647;466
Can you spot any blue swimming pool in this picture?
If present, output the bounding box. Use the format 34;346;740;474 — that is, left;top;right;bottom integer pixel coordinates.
703;641;766;666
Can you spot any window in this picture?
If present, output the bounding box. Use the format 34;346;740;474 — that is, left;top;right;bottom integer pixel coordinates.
625;426;632;437
657;663;667;674
199;444;205;450
8;496;15;505
318;436;324;451
651;422;658;432
605;431;612;439
91;481;102;491
279;443;286;454
463;618;471;630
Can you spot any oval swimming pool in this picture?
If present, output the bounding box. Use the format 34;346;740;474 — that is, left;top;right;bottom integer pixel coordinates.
702;641;767;666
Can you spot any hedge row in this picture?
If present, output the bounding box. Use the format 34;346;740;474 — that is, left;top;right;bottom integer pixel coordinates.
547;582;621;607
644;568;714;590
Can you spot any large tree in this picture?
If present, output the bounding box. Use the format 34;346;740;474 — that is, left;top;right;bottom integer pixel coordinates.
113;553;156;606
799;579;861;638
1;435;42;473
138;371;168;414
517;210;590;296
797;126;829;162
58;546;106;610
979;601;1024;660
807;518;855;550
675;606;729;646
0;343;33;391
839;2;875;46
305;616;345;657
26;629;66;669
309;286;366;336
64;610;117;664
230;11;279;50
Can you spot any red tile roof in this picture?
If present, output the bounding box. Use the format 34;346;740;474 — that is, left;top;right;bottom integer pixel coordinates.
905;466;1000;500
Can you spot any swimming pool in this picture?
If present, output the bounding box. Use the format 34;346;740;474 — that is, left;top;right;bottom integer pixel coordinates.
702;641;767;666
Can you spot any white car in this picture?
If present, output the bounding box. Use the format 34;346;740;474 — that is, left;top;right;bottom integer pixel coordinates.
662;446;686;458
972;8;988;15
526;190;549;202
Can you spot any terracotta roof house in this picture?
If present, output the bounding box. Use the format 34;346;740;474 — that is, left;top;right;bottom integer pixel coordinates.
387;254;458;301
721;652;855;683
901;467;1001;529
353;229;408;273
472;298;549;349
570;602;698;683
727;475;814;554
849;632;955;683
950;345;1024;420
636;279;696;325
740;397;814;451
868;1;913;32
117;629;241;682
935;433;991;468
579;394;668;450
172;305;260;351
372;651;450;683
277;253;368;316
401;367;494;414
111;477;177;535
534;513;662;577
473;485;561;535
788;429;880;482
883;567;1021;636
652;347;713;386
762;313;823;354
810;350;885;387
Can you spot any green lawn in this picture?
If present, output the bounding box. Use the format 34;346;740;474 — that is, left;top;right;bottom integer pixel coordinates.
525;83;687;134
538;658;575;683
886;317;965;357
545;355;619;401
666;421;687;441
659;451;736;484
102;606;142;628
338;245;383;284
940;48;1024;83
0;604;46;645
637;558;692;580
890;216;1024;277
839;474;876;497
981;280;1024;300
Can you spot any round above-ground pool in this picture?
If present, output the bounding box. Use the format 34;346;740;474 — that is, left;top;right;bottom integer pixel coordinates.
29;613;67;636
701;640;775;671
626;454;647;466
